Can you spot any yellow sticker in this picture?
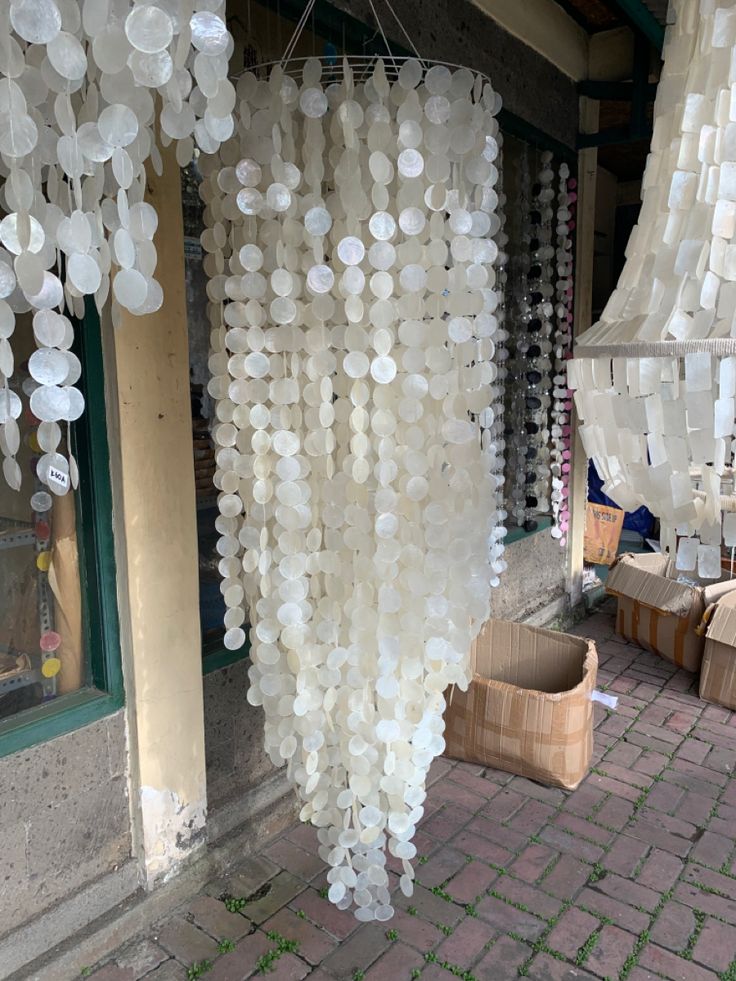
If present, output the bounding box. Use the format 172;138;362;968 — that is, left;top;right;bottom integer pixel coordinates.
41;657;61;678
29;433;41;453
36;551;51;572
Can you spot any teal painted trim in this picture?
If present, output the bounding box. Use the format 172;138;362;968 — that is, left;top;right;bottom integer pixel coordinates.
578;80;658;101
72;300;123;701
497;109;576;163
505;516;553;545
0;689;122;758
0;299;123;759
202;642;250;675
578;125;651;149
610;0;665;50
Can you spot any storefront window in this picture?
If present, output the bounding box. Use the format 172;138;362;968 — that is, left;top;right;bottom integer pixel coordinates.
0;316;86;722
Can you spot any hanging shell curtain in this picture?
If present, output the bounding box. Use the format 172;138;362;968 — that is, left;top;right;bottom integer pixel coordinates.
0;0;235;497
570;0;736;573
550;163;576;546
202;54;504;919
503;143;572;537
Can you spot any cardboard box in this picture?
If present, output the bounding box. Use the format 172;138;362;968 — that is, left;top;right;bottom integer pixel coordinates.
700;590;736;709
444;619;597;791
606;553;736;673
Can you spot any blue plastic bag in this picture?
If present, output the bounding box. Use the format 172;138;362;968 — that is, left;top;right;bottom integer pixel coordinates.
587;461;654;538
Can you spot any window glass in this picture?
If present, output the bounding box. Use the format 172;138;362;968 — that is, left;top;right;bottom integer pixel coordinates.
0;314;86;720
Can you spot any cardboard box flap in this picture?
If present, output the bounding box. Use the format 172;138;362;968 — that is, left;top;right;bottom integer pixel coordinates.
612;552;669;577
702;578;736;607
471;620;595;699
606;553;697;617
706;590;736;646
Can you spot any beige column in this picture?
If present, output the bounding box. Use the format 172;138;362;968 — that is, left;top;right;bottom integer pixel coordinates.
567;97;599;607
107;143;206;886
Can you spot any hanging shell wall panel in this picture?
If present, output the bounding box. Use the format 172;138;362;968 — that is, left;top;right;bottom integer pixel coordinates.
570;0;736;570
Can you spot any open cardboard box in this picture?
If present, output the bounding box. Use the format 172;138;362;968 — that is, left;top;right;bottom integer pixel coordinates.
444;620;597;791
700;590;736;709
606;553;736;672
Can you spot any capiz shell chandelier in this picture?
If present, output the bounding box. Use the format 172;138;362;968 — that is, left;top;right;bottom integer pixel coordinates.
202;42;504;918
569;0;736;575
0;0;234;497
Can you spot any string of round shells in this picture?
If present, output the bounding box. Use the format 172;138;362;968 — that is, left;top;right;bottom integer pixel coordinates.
505;149;532;528
489;136;508;583
203;57;504;920
0;0;234;497
521;153;554;531
550;163;575;546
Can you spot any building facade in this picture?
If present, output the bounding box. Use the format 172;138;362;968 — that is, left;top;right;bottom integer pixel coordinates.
0;0;654;975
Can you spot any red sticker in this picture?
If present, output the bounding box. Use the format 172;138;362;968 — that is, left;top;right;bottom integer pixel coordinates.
40;631;61;652
35;520;51;541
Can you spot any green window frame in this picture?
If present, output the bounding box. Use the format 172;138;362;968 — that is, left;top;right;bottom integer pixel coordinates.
0;301;123;758
202;634;250;675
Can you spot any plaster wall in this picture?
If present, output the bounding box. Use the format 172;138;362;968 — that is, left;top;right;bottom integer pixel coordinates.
0;713;130;939
492;531;569;622
203;661;278;813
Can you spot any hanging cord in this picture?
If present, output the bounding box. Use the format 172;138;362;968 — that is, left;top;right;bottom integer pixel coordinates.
276;0;428;80
380;0;426;67
280;0;318;66
366;0;398;74
281;0;316;64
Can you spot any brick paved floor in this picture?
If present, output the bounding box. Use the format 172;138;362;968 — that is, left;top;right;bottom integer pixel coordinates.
87;602;736;981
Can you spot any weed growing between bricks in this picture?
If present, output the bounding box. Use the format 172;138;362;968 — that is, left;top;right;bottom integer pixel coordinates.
255;932;300;974
587;863;606;884
186;961;212;980
682;910;707;960
575;927;601;966
619;928;649;979
424;949;478;980
220;881;271;914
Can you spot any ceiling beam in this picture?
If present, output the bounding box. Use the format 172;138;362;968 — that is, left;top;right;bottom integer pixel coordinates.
472;0;589;79
606;0;665;50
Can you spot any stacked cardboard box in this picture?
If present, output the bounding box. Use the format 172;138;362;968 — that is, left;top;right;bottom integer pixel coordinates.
700;591;736;709
606;553;736;673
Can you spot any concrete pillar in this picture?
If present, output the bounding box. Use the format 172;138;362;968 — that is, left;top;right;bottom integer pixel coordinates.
109;144;206;886
568;97;599;607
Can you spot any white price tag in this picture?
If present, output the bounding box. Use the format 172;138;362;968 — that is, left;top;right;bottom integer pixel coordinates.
48;466;69;490
591;690;618;710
